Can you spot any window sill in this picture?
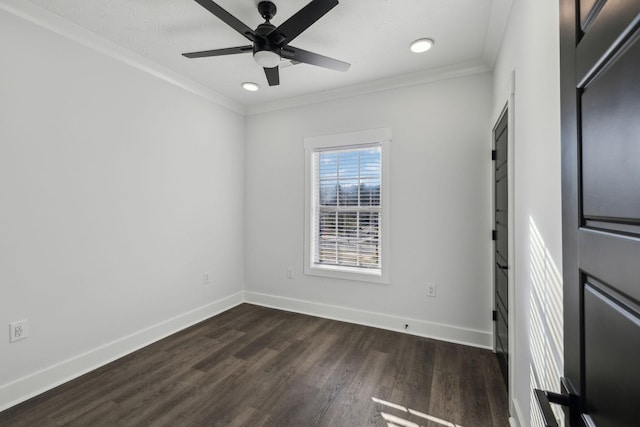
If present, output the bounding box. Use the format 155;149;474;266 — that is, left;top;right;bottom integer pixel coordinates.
304;264;389;285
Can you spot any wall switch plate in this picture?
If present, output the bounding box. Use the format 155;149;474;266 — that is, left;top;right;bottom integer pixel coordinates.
427;283;437;297
203;272;210;284
287;267;293;279
10;320;29;342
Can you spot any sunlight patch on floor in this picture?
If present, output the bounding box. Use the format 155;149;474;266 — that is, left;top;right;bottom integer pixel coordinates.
381;412;421;427
372;397;463;427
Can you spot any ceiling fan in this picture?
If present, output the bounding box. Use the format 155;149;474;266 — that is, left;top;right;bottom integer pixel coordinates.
182;0;351;86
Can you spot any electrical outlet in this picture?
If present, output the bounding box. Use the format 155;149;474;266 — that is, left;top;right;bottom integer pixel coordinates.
287;267;293;279
427;283;437;297
203;272;210;284
10;320;28;342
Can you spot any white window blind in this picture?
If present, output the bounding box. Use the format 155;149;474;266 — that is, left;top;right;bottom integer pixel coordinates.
311;144;382;272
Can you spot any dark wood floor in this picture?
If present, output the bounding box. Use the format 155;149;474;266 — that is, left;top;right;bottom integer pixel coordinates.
0;304;509;427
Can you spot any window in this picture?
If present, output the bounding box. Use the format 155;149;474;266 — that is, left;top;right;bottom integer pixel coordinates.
313;145;381;269
304;128;390;283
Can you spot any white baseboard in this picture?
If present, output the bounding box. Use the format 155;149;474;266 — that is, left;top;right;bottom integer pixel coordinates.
0;291;244;412
244;291;492;349
511;397;525;427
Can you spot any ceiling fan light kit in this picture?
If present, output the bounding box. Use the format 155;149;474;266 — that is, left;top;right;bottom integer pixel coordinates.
254;50;281;68
410;38;435;53
182;0;351;87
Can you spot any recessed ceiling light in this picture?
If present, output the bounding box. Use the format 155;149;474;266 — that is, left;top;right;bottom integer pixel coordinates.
241;82;260;92
410;38;435;53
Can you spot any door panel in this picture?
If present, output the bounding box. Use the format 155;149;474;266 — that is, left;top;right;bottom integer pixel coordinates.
496;307;508;368
581;31;640;222
584;280;640;427
579;230;640;302
559;0;640;426
495;264;508;312
576;1;640;81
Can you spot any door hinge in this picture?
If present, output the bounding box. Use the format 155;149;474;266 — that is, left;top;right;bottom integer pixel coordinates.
492;230;497;240
491;149;496;160
492;310;497;321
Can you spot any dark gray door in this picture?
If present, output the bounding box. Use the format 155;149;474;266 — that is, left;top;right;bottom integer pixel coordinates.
493;109;509;389
537;1;640;426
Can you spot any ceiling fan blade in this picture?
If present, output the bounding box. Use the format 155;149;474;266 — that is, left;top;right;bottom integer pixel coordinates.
182;45;253;58
281;46;350;72
268;0;339;45
193;0;257;41
264;67;280;86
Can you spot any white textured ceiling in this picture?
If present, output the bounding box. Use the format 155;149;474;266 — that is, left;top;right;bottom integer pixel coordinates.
23;0;513;108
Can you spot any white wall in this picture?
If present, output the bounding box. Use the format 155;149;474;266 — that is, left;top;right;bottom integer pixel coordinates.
245;72;494;348
0;0;561;419
492;0;563;426
0;8;245;409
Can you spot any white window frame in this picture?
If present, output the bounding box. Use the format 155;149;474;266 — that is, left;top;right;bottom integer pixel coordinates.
304;127;391;284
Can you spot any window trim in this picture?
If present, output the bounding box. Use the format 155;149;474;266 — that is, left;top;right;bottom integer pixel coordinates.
304;128;391;284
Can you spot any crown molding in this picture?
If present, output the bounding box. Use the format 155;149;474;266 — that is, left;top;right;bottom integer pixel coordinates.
0;0;244;115
245;61;492;116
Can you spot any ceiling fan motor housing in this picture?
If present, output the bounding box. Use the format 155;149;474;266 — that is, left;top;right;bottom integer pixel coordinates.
253;22;281;68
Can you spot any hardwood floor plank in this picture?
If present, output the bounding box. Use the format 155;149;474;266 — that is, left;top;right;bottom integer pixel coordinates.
62;400;118;427
460;344;495;425
143;358;248;426
319;349;389;427
390;334;437;411
0;304;509;426
484;352;511;427
228;406;257;427
426;341;464;425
